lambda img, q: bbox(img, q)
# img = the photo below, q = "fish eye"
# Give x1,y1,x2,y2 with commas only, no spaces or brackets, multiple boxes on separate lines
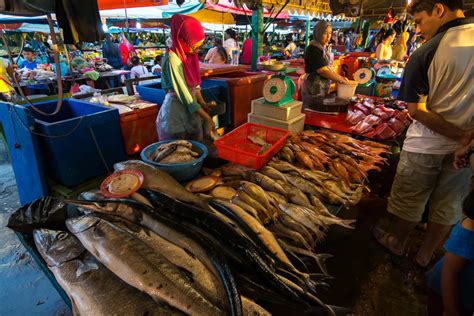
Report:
57,232,69,240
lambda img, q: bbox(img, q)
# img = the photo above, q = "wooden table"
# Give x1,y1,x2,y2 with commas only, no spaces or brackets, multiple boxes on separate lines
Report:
63,70,131,89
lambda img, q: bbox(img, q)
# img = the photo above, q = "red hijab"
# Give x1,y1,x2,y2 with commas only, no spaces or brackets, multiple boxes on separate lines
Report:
169,14,204,88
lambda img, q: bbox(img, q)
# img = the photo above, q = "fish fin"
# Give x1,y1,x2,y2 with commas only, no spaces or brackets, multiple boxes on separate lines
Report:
308,273,334,283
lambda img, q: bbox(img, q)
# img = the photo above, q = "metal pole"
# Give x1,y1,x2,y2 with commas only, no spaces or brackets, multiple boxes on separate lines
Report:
305,15,310,48
251,7,263,71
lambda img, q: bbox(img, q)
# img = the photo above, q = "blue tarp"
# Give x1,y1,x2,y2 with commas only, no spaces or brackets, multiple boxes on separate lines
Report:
0,14,48,24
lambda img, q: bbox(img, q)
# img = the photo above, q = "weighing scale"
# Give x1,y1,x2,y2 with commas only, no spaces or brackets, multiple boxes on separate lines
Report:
354,67,376,96
262,74,296,106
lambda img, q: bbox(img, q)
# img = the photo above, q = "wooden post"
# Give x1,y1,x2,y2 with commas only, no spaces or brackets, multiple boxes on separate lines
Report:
251,6,263,71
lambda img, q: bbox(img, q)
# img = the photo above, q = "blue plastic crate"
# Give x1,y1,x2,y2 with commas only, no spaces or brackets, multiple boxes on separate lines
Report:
26,99,125,187
136,79,231,128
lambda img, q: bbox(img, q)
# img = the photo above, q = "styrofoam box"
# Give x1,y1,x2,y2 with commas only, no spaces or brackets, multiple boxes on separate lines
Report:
251,98,303,121
248,113,306,133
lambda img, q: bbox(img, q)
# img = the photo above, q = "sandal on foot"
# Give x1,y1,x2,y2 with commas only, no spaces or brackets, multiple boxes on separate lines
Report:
372,227,405,257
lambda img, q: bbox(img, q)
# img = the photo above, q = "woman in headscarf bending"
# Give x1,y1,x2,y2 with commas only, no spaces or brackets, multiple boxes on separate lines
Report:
156,14,215,141
302,21,349,108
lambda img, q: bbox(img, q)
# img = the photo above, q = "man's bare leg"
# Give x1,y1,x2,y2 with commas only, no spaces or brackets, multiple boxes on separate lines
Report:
416,221,452,267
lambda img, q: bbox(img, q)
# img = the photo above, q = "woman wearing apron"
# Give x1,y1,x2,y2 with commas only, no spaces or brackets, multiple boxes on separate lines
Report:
156,14,215,141
302,21,349,108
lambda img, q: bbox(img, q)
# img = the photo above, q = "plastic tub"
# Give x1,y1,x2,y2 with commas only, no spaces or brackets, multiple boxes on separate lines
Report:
140,140,208,182
118,104,158,155
27,98,125,187
207,72,270,128
337,81,358,99
214,123,289,170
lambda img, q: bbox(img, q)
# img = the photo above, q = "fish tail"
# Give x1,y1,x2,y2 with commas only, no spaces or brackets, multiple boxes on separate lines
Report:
337,218,357,229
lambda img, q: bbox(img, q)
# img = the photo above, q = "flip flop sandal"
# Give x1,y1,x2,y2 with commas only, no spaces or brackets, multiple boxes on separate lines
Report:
372,227,405,258
413,253,434,269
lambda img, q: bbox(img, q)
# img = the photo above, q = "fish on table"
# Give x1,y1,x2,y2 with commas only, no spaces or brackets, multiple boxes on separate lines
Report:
66,215,222,316
34,228,182,316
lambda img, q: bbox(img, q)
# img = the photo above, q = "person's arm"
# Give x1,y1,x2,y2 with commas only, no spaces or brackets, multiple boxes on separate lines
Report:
204,49,212,62
399,52,474,145
168,54,215,133
441,253,466,316
407,103,473,145
317,66,349,84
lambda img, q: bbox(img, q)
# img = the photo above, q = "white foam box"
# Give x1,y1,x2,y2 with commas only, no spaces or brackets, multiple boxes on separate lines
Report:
248,113,306,133
251,98,303,121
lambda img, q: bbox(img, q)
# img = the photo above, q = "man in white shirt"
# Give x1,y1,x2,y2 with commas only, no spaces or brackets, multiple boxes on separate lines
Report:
374,0,474,268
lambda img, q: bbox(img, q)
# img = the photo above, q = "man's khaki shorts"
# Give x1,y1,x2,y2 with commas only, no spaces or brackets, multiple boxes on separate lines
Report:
388,150,472,225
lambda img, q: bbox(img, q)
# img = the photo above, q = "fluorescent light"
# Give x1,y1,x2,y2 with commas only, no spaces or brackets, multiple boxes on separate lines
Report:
136,21,142,29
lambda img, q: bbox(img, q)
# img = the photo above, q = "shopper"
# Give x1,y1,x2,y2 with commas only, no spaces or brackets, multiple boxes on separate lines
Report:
392,31,409,60
375,28,396,59
102,34,122,69
374,0,474,268
151,55,162,74
130,56,149,80
156,14,215,142
284,34,298,58
426,141,474,316
240,35,252,65
19,47,39,70
302,21,349,108
223,28,239,62
204,38,227,64
406,32,418,56
119,33,136,69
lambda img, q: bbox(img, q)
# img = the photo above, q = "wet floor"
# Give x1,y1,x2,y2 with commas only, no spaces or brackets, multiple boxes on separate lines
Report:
0,139,434,315
318,195,436,316
0,141,71,315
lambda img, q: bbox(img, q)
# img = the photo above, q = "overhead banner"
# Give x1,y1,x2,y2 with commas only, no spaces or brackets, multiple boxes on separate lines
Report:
98,0,169,10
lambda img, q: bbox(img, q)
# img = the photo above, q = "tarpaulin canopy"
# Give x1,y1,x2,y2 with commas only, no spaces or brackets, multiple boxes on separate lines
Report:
13,22,59,33
97,0,168,10
205,0,289,19
0,14,48,24
100,1,203,19
187,8,235,24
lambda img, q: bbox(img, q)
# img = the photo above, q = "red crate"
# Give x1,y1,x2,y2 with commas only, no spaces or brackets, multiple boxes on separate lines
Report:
215,123,289,169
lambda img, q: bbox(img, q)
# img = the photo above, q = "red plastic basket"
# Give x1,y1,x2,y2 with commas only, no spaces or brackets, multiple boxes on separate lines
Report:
215,123,289,169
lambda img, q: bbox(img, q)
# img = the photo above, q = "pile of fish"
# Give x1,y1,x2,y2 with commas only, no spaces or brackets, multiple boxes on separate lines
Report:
346,97,411,139
148,140,200,164
279,130,390,187
9,159,348,315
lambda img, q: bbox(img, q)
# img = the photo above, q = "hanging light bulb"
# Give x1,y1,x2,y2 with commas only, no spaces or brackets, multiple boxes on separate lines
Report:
102,24,108,32
136,21,142,29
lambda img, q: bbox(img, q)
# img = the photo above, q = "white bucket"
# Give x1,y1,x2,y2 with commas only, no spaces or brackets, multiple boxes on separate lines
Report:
337,81,358,99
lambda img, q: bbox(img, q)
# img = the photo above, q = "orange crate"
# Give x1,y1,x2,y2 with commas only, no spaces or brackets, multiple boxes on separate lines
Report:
119,105,158,155
215,123,289,169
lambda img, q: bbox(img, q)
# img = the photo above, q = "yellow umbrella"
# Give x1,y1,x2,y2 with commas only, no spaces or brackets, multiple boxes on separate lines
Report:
188,8,235,24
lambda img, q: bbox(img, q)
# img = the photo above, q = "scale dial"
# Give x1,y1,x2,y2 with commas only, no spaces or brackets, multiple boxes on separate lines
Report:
263,77,288,103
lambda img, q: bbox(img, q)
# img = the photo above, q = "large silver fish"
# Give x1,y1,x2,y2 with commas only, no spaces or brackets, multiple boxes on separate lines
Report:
102,216,227,310
34,228,181,316
66,216,222,315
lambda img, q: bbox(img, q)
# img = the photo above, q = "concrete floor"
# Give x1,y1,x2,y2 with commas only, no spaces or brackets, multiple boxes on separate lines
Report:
0,142,71,315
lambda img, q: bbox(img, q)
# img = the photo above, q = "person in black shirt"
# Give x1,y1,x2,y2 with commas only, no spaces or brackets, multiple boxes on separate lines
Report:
302,21,349,108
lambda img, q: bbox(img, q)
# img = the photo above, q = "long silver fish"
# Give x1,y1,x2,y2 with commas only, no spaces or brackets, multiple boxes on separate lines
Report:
102,215,227,309
66,216,222,315
34,229,182,316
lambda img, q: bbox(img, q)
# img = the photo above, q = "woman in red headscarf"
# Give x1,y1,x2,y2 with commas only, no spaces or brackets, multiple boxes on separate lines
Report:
156,14,215,141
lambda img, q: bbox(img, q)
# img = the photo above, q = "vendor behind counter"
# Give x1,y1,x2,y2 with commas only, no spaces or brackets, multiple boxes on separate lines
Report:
302,21,350,108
